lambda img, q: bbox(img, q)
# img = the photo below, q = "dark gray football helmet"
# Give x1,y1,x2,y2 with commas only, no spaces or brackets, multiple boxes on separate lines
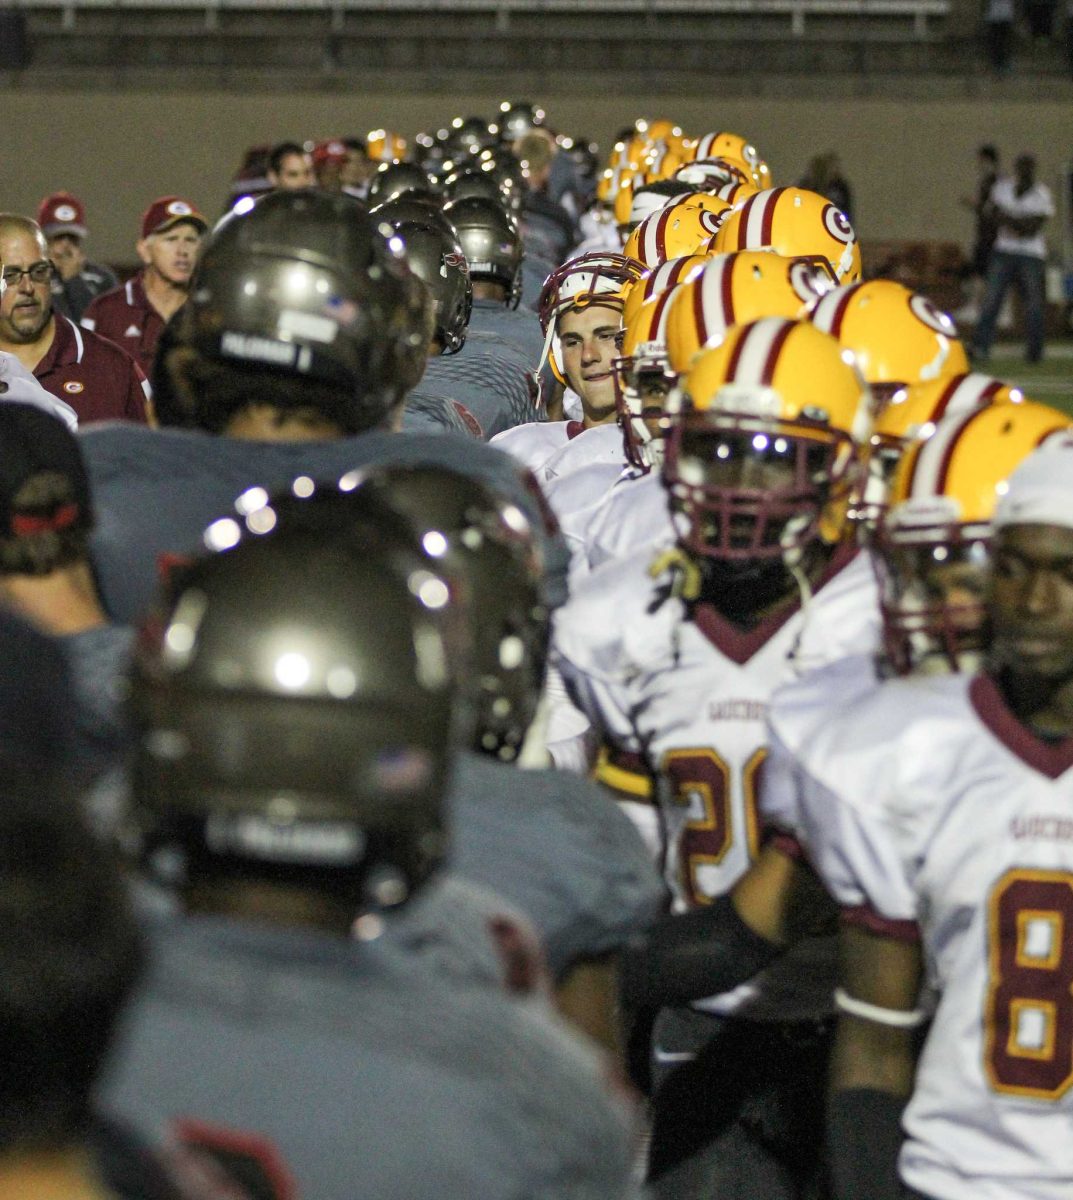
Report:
443,196,523,309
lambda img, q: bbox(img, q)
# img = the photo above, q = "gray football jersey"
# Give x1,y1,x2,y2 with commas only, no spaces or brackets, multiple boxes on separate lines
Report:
468,298,547,370
99,912,639,1200
449,751,665,977
422,340,539,440
79,423,571,623
401,388,477,437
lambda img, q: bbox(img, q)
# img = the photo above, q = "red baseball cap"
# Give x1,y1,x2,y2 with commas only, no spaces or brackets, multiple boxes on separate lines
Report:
141,196,209,240
37,192,88,239
311,139,349,166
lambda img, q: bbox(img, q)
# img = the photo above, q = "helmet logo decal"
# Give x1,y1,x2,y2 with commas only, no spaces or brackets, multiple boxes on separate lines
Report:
909,293,956,336
55,204,77,222
822,204,855,245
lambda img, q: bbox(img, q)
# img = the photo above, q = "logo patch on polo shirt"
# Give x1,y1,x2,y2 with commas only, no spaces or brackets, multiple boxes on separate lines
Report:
63,381,84,394
124,324,141,338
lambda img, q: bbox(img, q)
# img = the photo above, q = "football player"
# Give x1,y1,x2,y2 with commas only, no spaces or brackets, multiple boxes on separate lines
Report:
100,498,640,1200
787,437,1073,1200
490,251,643,472
553,316,877,1196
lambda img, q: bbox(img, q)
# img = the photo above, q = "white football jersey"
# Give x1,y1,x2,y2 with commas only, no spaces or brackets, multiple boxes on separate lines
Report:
553,543,880,1019
786,672,1073,1200
543,463,642,586
489,420,579,474
542,423,626,481
585,472,677,572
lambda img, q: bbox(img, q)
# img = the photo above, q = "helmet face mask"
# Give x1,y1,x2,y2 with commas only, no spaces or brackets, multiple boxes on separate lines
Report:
873,518,990,677
613,353,676,471
665,411,852,561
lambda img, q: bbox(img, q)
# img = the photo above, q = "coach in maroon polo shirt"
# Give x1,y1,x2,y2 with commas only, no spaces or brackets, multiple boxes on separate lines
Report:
81,197,207,377
0,215,150,426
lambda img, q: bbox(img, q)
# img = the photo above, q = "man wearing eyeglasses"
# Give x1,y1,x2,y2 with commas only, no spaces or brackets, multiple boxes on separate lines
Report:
0,215,150,426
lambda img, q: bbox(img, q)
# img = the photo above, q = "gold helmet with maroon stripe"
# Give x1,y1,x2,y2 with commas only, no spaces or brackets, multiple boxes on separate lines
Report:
808,280,969,411
710,179,760,208
537,251,644,384
613,287,682,470
689,132,770,184
874,401,1073,675
622,254,711,331
674,157,755,192
665,317,870,562
858,372,1026,527
713,186,860,283
366,129,408,163
664,251,837,374
622,199,731,268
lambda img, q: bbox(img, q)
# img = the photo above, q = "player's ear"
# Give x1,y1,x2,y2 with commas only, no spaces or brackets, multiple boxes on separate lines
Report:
136,237,153,267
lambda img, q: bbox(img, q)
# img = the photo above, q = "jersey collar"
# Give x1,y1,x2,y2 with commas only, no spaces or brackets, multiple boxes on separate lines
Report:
691,543,858,666
969,673,1073,780
33,314,84,376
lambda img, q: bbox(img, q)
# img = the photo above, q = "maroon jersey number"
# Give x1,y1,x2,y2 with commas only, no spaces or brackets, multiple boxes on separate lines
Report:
985,870,1073,1100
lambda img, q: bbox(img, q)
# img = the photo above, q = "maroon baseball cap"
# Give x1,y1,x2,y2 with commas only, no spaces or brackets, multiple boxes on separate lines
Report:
37,192,88,239
141,196,209,240
0,402,92,541
311,139,349,166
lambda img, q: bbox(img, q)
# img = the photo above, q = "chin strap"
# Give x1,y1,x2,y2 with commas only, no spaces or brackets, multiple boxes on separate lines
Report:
647,545,703,602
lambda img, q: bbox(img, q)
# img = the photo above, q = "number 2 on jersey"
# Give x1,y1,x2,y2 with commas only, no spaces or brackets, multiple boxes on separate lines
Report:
985,869,1073,1100
663,748,766,906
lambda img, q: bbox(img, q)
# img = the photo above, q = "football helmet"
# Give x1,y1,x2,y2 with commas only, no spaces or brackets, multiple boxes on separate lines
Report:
346,464,548,762
441,167,509,208
376,202,472,354
129,484,462,910
808,280,969,409
675,157,754,192
709,179,761,209
181,190,430,433
664,252,836,373
442,196,523,309
665,318,870,561
537,251,644,383
713,187,860,283
612,170,640,231
623,199,731,268
498,100,545,143
366,129,408,163
366,160,437,208
614,288,682,470
622,253,710,330
857,371,1025,526
874,400,1073,676
690,132,771,186
628,181,696,230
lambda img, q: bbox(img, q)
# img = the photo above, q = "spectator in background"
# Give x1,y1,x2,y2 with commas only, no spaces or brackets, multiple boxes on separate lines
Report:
311,139,349,191
0,215,150,425
970,152,1054,364
956,143,1002,320
340,137,376,199
984,0,1015,73
36,192,117,323
82,196,207,377
266,141,313,190
798,151,854,223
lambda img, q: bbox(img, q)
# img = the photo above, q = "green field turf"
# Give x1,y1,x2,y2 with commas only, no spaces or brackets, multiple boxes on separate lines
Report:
988,343,1073,417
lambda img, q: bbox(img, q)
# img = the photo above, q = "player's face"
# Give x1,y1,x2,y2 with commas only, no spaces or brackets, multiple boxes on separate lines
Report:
558,304,623,418
139,222,202,287
47,234,86,282
272,152,314,190
341,148,373,188
989,523,1073,680
0,228,54,344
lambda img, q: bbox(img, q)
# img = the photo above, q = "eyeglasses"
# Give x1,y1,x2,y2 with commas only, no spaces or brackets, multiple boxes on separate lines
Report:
1,262,54,288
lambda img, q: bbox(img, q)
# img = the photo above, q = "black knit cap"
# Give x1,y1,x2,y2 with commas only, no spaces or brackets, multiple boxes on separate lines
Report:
0,402,92,540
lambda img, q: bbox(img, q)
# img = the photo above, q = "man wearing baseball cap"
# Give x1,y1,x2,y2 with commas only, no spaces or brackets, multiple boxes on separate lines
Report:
82,195,207,376
0,214,150,425
36,191,117,323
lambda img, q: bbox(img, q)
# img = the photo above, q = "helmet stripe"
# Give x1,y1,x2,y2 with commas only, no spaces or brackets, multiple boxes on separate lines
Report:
931,373,965,420
651,285,677,338
1036,422,1070,448
820,283,860,338
759,187,786,246
738,193,764,249
702,255,731,344
728,317,792,385
908,406,989,498
720,255,738,329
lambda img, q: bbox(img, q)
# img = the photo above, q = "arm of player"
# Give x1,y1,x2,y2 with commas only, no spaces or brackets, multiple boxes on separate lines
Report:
617,839,833,1008
826,920,924,1200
